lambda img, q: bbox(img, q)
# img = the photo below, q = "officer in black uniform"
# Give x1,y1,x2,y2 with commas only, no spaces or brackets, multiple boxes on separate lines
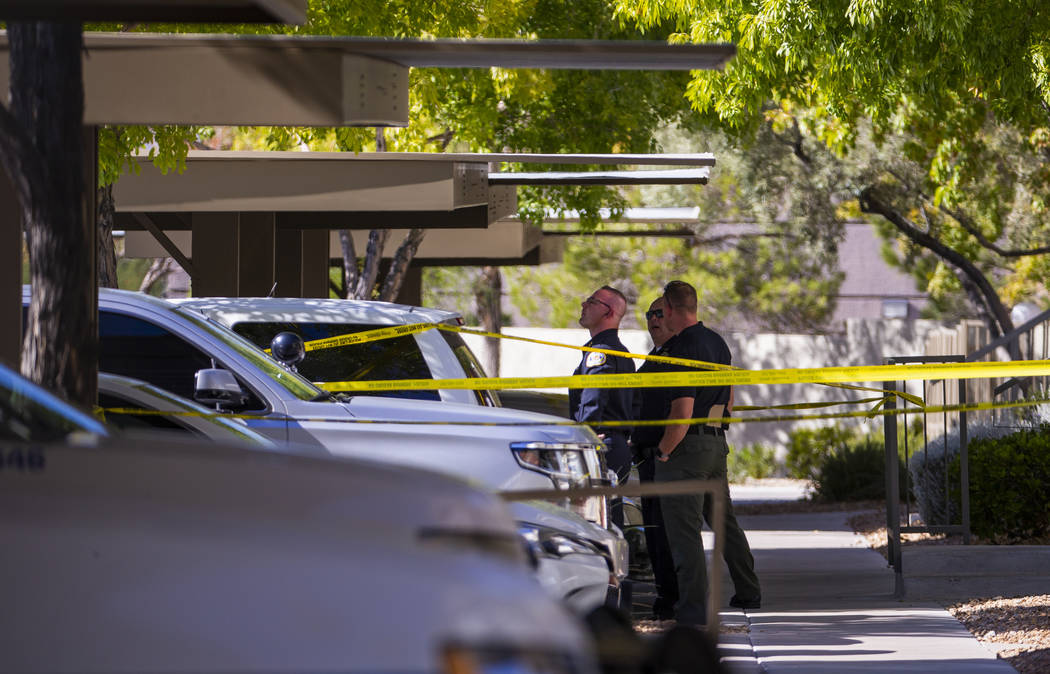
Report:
631,297,679,620
654,280,760,627
569,285,635,527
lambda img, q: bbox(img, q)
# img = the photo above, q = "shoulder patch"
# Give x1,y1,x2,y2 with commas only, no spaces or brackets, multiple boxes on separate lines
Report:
585,352,607,368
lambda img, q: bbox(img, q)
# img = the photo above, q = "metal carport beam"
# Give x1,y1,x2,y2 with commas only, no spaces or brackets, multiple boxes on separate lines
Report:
0,33,734,126
0,0,307,22
489,168,710,186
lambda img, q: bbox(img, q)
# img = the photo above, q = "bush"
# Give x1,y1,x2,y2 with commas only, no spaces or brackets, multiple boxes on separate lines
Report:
727,443,777,482
965,425,1050,543
812,435,908,502
785,425,853,479
908,421,1012,527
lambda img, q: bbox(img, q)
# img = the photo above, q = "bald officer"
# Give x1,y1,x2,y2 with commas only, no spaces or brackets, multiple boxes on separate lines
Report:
569,286,636,509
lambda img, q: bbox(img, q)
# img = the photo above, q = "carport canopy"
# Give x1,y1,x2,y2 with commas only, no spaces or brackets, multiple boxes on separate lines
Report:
1,30,733,367
115,151,715,300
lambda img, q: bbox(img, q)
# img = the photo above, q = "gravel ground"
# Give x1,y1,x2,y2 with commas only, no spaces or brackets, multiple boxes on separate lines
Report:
847,507,1050,673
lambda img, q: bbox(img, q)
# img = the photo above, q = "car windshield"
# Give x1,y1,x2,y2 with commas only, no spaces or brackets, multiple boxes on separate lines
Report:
438,327,501,407
231,321,441,401
0,364,108,441
173,307,324,402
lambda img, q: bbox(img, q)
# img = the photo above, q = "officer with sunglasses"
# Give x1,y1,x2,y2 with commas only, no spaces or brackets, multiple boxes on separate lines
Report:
569,285,635,527
631,296,679,620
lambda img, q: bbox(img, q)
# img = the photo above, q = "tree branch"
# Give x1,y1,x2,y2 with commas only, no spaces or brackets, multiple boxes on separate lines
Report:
884,165,1050,257
935,200,1050,258
353,229,388,299
858,186,1014,339
379,228,425,301
339,229,358,299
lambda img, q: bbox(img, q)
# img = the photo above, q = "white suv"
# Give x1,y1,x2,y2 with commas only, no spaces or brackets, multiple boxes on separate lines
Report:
46,289,627,612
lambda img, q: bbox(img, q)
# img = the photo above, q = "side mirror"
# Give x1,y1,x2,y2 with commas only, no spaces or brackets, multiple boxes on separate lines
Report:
269,331,306,369
194,368,249,408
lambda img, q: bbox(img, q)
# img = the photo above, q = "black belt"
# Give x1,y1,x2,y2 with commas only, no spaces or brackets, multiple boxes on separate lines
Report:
687,425,725,437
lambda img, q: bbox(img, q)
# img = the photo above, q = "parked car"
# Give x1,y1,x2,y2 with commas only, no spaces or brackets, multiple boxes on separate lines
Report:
98,371,278,447
0,360,107,442
175,295,629,592
0,361,601,674
30,288,627,612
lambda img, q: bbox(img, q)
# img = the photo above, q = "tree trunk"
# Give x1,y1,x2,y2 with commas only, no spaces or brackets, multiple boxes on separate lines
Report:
353,229,388,299
378,228,426,301
0,22,94,405
338,229,358,299
474,266,502,377
138,258,174,295
98,183,118,288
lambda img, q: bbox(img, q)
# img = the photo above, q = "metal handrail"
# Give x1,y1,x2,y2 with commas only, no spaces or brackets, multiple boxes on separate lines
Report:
883,355,970,599
966,307,1050,362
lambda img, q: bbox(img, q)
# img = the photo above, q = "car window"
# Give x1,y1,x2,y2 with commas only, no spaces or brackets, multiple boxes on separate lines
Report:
232,321,441,402
98,392,196,434
99,311,268,412
174,308,323,401
438,328,501,407
0,365,108,441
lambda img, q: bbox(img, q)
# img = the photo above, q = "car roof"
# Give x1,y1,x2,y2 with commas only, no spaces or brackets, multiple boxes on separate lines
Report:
172,297,462,327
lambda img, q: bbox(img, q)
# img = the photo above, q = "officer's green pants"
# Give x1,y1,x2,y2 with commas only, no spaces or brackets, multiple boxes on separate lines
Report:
655,433,760,625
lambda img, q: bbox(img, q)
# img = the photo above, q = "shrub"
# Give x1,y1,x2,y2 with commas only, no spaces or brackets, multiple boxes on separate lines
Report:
908,421,1012,527
812,435,907,502
785,425,853,480
727,443,778,482
964,425,1050,543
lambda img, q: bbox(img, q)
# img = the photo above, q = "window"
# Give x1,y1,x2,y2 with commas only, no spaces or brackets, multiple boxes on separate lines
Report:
232,322,440,401
98,392,194,434
438,328,501,407
882,300,910,319
99,311,265,412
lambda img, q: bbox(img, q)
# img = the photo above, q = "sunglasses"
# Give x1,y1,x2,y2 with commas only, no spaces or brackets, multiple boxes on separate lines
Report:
645,308,664,321
583,296,614,312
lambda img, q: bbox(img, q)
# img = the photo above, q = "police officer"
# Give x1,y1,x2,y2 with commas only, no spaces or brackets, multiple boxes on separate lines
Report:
632,297,679,620
569,285,635,527
655,280,760,626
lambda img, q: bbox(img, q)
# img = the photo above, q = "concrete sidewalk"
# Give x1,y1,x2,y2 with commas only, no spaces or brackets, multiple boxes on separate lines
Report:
705,509,1016,673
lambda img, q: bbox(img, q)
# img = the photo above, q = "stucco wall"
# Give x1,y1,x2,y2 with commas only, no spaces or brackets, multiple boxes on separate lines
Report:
462,319,947,457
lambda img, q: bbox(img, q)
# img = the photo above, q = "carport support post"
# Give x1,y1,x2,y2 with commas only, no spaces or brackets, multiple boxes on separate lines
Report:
884,376,904,598
191,212,279,297
192,213,239,296
275,228,328,298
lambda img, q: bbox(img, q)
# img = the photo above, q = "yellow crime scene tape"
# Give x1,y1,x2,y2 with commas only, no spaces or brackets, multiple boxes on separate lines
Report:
292,322,924,407
315,358,1050,392
94,394,1050,429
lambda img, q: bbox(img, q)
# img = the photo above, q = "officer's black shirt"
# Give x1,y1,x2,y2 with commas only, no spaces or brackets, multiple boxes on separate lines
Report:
633,322,732,445
666,321,732,431
632,344,672,448
568,328,635,435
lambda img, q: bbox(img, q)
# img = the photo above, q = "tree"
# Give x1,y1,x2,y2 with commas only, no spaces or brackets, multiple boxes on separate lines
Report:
615,0,1050,340
0,22,95,404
